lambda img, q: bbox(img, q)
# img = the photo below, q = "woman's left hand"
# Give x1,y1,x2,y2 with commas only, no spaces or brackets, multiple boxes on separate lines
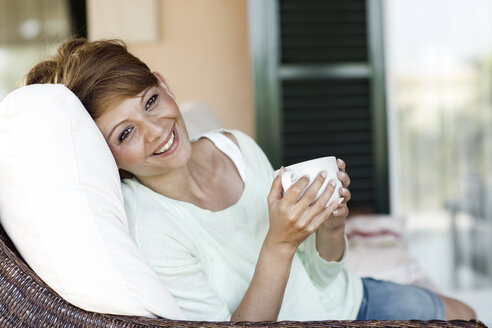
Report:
320,158,351,232
314,158,351,261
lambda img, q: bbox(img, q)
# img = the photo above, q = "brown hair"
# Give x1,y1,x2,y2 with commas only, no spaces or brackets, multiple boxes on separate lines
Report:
24,38,158,120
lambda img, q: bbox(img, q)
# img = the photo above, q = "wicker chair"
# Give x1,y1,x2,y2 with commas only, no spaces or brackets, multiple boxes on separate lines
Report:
0,224,486,328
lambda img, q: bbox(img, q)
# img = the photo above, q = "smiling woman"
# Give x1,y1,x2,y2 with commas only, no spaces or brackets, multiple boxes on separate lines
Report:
94,73,192,183
22,38,475,322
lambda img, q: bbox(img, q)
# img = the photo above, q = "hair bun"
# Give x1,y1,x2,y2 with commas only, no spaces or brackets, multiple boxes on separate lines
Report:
24,60,57,85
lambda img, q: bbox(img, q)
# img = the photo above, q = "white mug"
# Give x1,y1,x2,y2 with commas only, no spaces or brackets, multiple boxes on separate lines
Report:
274,156,342,206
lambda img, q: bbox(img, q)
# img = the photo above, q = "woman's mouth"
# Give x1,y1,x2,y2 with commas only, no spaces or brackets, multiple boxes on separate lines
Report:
153,132,175,155
152,125,179,157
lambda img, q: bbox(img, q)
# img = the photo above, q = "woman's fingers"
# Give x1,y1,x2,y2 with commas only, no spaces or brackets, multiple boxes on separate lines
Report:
295,171,327,208
337,158,351,188
333,205,348,217
337,170,350,188
339,186,351,203
304,177,340,229
309,196,344,231
282,174,312,204
337,158,346,171
331,186,351,217
278,171,330,236
308,177,337,211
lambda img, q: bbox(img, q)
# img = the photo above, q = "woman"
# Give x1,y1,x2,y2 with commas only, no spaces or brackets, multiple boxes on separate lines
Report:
25,39,475,322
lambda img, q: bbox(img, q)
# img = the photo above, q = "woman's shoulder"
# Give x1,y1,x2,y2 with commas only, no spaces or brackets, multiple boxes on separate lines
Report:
217,129,274,174
220,128,252,141
223,131,239,147
192,129,261,157
194,128,252,142
214,129,260,151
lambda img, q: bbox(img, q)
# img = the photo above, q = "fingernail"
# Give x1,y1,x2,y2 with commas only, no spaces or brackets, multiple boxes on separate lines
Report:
337,197,344,205
337,159,344,165
333,210,339,215
340,187,347,194
320,170,327,179
339,171,346,178
329,179,336,187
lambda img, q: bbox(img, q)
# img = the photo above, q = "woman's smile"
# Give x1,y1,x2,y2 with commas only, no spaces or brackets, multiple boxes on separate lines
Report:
152,124,179,157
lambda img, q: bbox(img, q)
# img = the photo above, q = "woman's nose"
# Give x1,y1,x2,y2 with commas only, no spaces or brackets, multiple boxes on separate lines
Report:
143,118,165,142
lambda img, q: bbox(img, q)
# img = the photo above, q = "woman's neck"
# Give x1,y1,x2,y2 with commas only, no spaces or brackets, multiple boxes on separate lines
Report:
136,138,226,207
136,136,244,211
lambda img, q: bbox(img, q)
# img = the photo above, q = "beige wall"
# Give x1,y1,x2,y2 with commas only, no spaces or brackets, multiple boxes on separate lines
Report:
87,0,255,137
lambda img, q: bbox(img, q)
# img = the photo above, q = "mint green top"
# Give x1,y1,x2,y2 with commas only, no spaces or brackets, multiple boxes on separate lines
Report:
122,129,363,321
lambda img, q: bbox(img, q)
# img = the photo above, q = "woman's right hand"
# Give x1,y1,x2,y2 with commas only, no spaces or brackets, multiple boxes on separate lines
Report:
232,168,341,322
265,167,341,254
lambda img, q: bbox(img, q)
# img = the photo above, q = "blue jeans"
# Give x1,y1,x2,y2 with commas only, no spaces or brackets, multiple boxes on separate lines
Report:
356,278,446,320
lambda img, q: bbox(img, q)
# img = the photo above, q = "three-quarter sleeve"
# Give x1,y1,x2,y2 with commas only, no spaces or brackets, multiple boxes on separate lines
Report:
297,233,349,289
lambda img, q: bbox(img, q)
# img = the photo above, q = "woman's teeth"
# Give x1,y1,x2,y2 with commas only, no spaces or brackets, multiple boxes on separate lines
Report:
154,132,175,155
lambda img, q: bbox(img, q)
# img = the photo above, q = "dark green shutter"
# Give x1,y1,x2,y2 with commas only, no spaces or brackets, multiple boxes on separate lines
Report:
277,0,387,213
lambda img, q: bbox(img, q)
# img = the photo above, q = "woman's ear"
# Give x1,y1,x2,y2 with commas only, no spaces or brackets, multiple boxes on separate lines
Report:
153,72,176,100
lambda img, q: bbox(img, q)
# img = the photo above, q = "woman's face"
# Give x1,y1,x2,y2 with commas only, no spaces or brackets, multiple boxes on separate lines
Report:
95,77,191,180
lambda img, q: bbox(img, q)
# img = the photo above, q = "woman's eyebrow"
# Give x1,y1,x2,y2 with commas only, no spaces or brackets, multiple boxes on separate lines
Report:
108,120,128,140
139,86,154,104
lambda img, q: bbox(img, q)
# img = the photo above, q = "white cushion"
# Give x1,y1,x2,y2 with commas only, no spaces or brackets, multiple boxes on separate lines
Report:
0,84,185,319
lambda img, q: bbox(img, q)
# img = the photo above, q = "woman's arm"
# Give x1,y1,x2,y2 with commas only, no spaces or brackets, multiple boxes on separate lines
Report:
231,168,340,321
315,158,352,262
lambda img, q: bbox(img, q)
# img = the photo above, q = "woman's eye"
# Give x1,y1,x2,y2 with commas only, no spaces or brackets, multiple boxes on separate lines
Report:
118,126,134,143
145,94,158,110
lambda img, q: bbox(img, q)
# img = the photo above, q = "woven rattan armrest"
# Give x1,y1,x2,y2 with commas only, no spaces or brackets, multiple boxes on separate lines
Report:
0,225,486,328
